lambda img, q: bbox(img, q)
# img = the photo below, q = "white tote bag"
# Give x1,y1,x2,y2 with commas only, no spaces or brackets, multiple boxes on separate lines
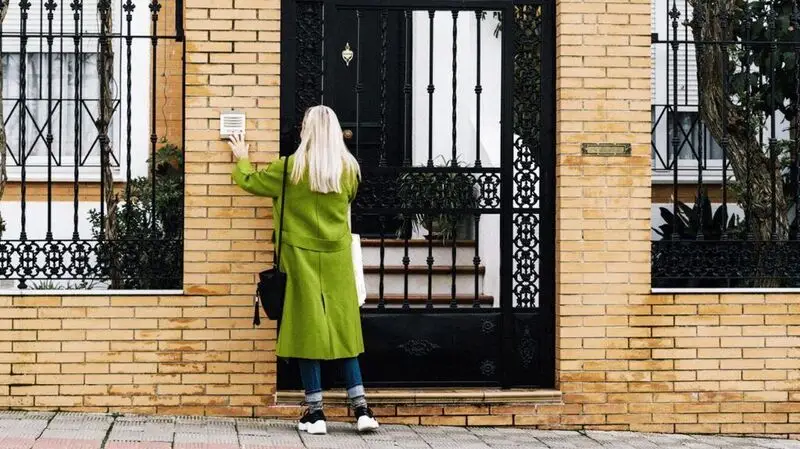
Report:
348,207,367,307
351,233,367,307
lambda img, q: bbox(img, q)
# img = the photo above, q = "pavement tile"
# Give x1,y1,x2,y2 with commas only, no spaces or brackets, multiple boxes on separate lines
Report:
1,411,800,449
0,412,55,420
1,428,48,439
753,440,800,449
31,438,103,449
174,433,239,444
39,429,108,440
0,437,37,449
105,443,173,449
2,418,49,430
173,444,240,449
240,444,305,448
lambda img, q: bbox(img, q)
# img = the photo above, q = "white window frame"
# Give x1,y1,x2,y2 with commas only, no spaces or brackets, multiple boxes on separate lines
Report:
1,0,151,182
651,106,727,184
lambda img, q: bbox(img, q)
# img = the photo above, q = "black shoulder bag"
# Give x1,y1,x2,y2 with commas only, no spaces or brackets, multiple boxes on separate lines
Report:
253,157,289,325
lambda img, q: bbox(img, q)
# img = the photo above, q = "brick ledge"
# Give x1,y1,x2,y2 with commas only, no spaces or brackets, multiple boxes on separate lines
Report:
0,289,184,296
275,389,562,406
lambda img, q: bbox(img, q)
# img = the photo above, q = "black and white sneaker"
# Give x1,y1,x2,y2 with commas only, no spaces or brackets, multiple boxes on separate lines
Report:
354,406,379,432
298,409,327,435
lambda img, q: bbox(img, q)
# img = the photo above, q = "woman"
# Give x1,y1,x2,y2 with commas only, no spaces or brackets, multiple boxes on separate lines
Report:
229,105,378,435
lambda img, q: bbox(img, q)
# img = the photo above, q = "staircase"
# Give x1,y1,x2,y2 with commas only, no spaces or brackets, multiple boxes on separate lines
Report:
360,239,494,307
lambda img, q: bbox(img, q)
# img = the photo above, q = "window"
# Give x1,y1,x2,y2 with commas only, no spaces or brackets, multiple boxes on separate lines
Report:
651,109,725,174
0,0,151,181
650,0,724,179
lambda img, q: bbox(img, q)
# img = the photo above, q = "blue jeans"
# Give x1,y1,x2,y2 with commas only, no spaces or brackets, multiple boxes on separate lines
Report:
297,357,365,403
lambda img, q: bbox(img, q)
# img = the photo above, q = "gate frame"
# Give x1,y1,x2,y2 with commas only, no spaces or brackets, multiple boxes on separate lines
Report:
278,0,556,389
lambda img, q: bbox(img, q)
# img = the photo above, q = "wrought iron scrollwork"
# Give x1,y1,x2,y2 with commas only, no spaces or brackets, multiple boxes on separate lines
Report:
397,339,440,357
518,325,536,368
513,213,540,308
294,1,324,147
652,240,800,288
480,360,496,377
512,5,543,210
509,5,544,310
475,172,501,209
0,239,182,289
352,168,502,212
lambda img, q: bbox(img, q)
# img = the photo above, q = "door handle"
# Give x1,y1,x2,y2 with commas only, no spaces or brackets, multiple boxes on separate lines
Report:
343,129,354,140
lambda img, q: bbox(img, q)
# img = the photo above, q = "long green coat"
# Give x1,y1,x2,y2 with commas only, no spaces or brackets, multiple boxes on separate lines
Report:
232,155,364,360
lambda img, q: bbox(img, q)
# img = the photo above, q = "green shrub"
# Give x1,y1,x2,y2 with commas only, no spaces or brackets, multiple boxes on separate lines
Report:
88,139,184,289
396,156,478,243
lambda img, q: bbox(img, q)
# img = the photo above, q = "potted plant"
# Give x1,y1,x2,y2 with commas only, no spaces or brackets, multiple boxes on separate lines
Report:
397,157,478,243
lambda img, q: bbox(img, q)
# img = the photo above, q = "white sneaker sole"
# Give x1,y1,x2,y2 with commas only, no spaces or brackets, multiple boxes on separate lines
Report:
357,416,379,433
298,420,327,435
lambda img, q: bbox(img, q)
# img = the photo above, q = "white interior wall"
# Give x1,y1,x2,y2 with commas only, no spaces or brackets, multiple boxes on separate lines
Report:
411,11,502,168
411,11,503,305
1,201,97,240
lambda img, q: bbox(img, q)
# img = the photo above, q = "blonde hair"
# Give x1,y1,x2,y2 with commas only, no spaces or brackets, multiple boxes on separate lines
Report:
291,105,361,193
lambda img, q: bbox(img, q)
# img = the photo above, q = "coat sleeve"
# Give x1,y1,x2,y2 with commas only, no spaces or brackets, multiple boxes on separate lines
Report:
232,157,285,198
347,170,359,204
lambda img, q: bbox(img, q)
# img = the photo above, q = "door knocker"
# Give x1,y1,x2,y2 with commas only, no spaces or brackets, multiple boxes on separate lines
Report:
341,43,354,67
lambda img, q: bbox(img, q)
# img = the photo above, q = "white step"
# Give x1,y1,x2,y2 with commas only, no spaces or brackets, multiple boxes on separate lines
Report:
358,239,494,307
363,294,494,307
360,239,478,267
364,266,484,296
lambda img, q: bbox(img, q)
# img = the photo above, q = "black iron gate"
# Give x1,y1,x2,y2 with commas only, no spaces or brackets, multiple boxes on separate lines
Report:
279,0,554,388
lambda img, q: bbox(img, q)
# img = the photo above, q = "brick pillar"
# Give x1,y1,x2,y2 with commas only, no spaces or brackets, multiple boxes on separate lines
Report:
182,0,282,408
554,0,654,430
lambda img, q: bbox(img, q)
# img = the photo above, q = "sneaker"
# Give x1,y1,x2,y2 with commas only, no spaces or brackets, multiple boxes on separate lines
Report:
298,409,327,435
354,406,379,432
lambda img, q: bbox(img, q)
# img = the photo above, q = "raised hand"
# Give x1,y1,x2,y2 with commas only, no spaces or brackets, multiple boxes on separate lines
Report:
227,133,249,161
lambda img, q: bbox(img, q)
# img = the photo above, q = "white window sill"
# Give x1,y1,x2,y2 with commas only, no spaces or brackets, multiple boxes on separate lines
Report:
652,170,727,184
652,288,800,294
5,167,124,183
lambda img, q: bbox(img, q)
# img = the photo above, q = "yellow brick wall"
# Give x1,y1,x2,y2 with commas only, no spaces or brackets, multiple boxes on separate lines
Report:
0,0,281,416
550,0,800,437
0,295,273,414
0,0,798,437
556,293,800,435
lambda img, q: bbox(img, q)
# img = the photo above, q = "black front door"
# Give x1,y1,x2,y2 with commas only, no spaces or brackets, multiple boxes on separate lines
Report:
280,4,410,237
325,8,408,237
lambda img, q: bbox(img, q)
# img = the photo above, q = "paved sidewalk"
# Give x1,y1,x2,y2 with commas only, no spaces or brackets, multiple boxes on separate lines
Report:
0,411,799,449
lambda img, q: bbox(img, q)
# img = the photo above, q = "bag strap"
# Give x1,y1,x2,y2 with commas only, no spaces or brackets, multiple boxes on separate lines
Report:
275,156,290,270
